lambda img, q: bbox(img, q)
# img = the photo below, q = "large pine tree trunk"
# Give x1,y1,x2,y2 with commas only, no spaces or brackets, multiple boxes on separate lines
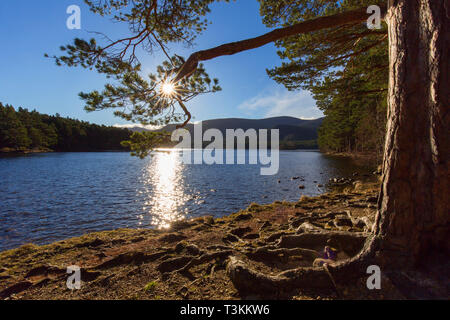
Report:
374,0,449,268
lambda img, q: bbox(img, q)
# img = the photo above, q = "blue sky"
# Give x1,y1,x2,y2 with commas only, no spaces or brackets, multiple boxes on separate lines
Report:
0,0,323,127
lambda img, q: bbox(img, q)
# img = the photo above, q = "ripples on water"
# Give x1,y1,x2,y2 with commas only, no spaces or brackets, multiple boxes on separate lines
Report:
0,150,369,250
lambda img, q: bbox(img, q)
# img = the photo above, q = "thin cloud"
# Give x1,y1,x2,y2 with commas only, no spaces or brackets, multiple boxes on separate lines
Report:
238,87,323,120
113,123,163,130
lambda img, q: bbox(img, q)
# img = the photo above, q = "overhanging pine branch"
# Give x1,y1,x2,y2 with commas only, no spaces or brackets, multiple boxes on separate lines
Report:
174,4,387,83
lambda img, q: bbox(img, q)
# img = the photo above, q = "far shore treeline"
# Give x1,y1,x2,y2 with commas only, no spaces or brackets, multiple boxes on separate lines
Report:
0,103,131,152
1,101,385,157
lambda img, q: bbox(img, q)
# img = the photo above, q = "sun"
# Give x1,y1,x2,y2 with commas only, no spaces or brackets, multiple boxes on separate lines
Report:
161,81,176,97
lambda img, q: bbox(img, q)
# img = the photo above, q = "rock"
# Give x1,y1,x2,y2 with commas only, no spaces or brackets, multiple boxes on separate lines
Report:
233,212,253,221
203,215,215,225
157,256,192,273
223,234,240,243
170,220,193,231
158,233,187,243
292,176,300,180
230,226,252,238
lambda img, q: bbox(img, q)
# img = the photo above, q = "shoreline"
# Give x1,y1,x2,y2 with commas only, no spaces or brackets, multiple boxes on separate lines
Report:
1,178,416,300
323,151,382,167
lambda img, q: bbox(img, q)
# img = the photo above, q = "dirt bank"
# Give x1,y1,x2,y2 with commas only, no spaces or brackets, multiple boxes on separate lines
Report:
0,180,416,300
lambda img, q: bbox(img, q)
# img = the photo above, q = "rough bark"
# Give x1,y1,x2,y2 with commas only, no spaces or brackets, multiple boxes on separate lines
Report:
374,0,450,268
226,0,449,296
166,0,449,296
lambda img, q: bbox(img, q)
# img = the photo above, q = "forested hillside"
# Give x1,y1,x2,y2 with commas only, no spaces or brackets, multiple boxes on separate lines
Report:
133,116,323,150
0,103,131,152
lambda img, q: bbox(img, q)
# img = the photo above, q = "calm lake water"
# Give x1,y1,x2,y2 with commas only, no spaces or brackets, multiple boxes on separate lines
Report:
0,150,371,251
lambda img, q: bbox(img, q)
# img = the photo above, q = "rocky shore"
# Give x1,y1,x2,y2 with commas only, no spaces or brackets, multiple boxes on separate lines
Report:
0,179,409,300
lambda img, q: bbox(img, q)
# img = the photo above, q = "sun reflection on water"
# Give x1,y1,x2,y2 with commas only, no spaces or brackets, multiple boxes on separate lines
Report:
142,150,189,229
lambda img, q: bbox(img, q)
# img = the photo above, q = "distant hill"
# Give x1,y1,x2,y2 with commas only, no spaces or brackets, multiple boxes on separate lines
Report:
127,116,323,149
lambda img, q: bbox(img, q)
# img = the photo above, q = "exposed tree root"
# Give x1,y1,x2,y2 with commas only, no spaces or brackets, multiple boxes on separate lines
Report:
277,231,368,256
227,235,378,296
296,222,327,233
93,251,168,270
0,281,33,299
172,250,233,274
245,247,318,262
